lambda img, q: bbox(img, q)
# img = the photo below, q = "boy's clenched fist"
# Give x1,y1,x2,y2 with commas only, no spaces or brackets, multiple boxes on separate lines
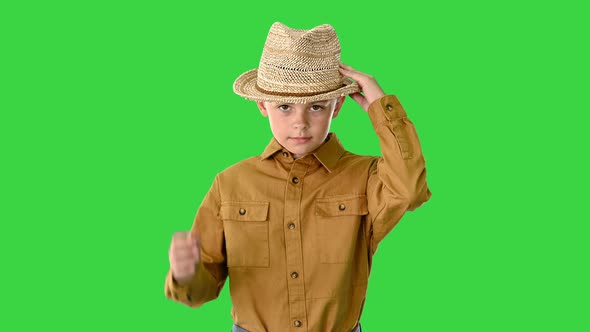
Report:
169,231,201,285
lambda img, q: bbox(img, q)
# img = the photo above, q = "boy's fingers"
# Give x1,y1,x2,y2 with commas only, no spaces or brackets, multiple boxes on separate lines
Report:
172,231,200,252
339,62,362,76
172,249,194,261
172,231,190,242
171,232,188,248
339,67,365,83
338,62,351,71
339,62,353,70
338,65,354,75
172,231,199,241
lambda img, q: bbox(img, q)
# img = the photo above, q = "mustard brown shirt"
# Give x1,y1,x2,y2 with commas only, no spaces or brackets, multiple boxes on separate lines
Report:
165,95,432,332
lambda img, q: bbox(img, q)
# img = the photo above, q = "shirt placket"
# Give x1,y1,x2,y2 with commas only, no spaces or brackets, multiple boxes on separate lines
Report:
284,159,310,331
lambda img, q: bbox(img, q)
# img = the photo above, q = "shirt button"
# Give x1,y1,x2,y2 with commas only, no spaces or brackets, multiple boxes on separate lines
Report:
288,223,296,230
292,177,299,184
386,104,393,110
339,203,346,211
291,271,299,279
282,152,289,157
239,208,246,215
294,320,302,327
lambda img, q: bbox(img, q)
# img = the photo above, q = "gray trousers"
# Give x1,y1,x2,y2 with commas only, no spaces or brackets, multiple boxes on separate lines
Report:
232,323,362,332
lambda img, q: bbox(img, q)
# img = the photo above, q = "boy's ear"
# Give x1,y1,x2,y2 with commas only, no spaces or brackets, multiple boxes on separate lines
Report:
331,96,346,119
256,101,269,117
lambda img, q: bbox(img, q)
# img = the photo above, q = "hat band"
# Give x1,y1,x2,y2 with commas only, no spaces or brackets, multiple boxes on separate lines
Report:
255,83,346,98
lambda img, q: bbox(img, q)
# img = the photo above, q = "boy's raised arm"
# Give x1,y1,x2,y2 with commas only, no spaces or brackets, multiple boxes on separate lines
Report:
339,63,432,253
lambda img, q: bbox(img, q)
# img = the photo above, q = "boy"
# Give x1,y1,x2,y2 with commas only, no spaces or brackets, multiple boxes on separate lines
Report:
165,22,432,332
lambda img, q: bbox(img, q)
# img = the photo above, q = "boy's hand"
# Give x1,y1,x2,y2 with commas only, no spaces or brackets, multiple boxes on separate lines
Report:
169,231,201,285
338,62,386,112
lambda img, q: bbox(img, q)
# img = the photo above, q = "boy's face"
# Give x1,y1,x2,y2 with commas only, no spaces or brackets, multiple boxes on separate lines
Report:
257,96,346,159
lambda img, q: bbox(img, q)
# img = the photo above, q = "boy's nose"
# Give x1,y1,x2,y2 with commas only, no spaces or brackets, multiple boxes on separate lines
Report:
292,111,310,129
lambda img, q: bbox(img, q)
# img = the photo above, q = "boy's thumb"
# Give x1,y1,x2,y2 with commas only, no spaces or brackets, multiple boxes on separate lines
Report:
189,231,202,247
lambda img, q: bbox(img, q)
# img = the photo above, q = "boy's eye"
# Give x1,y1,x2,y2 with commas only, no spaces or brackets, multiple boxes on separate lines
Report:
310,105,324,111
278,105,290,111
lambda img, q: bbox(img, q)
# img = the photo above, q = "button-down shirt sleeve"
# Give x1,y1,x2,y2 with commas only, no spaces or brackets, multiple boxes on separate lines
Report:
164,175,228,308
366,95,432,254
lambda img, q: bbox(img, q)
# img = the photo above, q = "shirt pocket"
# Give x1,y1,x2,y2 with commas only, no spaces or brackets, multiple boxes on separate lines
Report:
315,194,368,264
220,201,270,268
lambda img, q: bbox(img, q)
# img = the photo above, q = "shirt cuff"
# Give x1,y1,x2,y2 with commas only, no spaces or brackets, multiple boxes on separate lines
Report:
367,95,408,126
367,94,413,160
165,270,194,303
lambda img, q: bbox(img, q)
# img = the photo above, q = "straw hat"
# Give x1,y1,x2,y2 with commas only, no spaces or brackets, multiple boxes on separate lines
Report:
233,22,360,104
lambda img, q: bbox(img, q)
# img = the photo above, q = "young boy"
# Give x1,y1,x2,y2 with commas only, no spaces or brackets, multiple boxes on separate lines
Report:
165,22,432,332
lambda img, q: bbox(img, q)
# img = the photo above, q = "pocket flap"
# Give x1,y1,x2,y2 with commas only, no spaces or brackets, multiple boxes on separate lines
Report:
220,201,269,221
315,195,368,217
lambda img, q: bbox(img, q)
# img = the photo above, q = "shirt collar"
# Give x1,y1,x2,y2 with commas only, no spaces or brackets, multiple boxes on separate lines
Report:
260,137,284,160
260,133,345,173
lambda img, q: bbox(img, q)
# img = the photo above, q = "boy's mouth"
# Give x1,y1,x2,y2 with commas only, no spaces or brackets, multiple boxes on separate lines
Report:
289,136,312,143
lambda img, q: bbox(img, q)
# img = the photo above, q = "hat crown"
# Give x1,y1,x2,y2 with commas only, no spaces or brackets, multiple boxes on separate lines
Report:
256,22,344,95
264,22,340,55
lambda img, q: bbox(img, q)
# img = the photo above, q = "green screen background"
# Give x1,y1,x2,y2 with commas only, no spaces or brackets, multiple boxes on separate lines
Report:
2,0,588,331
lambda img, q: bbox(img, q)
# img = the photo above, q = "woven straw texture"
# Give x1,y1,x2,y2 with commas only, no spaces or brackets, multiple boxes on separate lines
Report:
233,22,360,103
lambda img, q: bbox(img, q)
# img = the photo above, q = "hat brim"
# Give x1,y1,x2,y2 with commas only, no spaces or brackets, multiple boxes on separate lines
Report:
233,69,361,104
